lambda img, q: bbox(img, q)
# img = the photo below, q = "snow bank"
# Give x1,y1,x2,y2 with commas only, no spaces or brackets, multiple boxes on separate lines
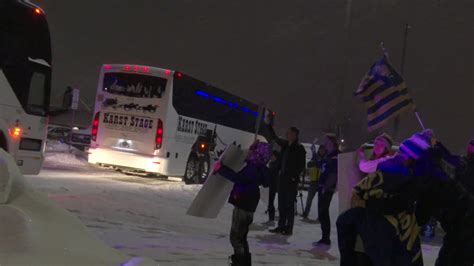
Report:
0,149,156,265
45,140,72,153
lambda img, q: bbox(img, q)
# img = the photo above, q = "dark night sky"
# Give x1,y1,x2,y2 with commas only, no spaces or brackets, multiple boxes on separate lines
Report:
37,0,473,152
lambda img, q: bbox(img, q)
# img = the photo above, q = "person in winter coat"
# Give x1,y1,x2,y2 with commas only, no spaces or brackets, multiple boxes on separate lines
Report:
457,139,474,194
314,134,339,246
337,132,433,266
302,144,327,219
215,141,272,266
433,139,474,266
266,150,280,224
341,133,395,265
336,130,474,266
267,125,306,236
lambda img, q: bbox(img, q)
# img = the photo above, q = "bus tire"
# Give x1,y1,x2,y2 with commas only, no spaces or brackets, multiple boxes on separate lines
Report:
197,155,210,184
0,132,7,152
184,154,199,185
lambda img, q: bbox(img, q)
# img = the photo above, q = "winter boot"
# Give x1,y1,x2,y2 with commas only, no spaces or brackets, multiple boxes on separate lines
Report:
269,227,284,234
228,255,237,265
229,254,247,266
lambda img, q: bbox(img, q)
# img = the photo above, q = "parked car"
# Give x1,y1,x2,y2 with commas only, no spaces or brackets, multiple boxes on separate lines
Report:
47,126,70,142
70,127,91,148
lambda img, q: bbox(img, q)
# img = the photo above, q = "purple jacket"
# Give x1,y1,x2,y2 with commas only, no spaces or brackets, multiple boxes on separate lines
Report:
218,162,270,212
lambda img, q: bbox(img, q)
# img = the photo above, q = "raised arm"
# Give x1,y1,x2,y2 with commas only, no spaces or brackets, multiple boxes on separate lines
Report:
266,124,288,148
359,157,392,174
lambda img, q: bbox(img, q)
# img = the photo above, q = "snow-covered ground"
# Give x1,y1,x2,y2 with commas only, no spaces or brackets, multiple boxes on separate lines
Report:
25,143,441,265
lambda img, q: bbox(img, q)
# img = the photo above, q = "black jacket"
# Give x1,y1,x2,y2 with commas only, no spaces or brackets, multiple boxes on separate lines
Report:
267,125,306,186
268,159,280,189
458,156,474,194
218,162,270,212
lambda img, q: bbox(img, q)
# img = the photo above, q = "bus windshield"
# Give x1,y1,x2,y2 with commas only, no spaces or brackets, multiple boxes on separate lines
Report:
103,73,167,99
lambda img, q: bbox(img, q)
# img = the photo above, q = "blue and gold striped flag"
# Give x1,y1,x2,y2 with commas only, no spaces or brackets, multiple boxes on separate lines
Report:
355,57,416,132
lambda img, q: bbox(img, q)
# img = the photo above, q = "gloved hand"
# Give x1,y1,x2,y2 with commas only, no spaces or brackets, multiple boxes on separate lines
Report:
212,160,222,175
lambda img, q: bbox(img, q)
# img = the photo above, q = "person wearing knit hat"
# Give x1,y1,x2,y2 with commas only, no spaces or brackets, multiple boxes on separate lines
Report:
374,133,393,152
358,133,395,174
215,141,272,265
338,132,430,266
399,132,432,160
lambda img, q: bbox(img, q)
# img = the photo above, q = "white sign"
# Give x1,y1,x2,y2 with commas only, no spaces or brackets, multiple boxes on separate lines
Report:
71,88,80,110
187,145,248,219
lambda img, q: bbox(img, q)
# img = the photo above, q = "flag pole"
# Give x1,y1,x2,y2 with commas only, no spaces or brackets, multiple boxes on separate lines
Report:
414,111,426,130
400,24,411,75
380,40,426,132
393,24,411,136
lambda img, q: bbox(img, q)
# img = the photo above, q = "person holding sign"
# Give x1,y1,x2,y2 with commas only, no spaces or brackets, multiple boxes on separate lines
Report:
214,141,272,266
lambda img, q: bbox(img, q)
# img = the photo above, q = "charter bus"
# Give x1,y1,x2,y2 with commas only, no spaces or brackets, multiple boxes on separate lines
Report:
0,0,52,175
88,64,274,184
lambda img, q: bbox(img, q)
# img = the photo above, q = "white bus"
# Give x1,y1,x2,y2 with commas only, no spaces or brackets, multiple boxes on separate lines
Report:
0,1,52,175
88,64,274,184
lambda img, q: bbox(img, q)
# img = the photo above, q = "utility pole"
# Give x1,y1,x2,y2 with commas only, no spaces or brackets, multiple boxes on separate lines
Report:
336,0,354,143
393,24,411,138
69,87,80,152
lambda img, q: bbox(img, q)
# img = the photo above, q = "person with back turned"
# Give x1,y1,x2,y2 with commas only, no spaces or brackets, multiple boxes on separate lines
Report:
314,134,339,246
267,123,306,236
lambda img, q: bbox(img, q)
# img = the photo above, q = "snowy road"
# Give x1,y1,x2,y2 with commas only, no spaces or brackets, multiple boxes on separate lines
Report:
25,151,441,265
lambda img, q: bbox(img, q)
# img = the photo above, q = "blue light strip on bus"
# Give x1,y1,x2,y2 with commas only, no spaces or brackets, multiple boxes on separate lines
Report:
228,102,238,108
213,97,227,104
241,107,251,113
196,90,210,98
195,90,258,117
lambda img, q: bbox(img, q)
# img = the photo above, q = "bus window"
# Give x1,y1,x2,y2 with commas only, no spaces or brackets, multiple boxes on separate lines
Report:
2,62,50,116
27,70,47,114
103,73,167,99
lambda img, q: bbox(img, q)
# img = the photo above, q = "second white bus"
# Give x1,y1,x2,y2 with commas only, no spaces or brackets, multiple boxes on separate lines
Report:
88,64,274,184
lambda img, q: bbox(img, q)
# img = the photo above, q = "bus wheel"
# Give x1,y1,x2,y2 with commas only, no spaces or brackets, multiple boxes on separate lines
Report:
184,154,198,184
197,156,210,184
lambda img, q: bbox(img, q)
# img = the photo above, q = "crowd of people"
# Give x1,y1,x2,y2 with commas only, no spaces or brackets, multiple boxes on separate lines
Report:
215,119,474,266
